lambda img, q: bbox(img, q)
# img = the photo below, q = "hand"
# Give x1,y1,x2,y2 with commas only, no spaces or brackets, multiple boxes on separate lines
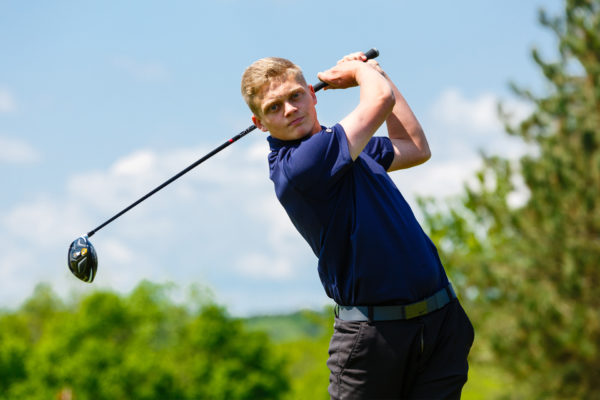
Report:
317,51,386,90
339,51,387,78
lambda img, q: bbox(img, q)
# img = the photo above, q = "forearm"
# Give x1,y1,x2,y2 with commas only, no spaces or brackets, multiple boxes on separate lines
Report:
383,75,431,171
351,64,396,136
336,63,395,159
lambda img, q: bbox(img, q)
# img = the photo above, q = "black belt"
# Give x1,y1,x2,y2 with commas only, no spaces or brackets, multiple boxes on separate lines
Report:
336,284,457,321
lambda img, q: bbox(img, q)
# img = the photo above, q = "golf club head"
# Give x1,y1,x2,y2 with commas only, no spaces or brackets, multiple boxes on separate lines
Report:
68,235,98,283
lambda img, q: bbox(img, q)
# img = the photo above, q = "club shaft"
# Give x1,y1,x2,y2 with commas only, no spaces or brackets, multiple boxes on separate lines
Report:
87,124,257,237
87,48,379,237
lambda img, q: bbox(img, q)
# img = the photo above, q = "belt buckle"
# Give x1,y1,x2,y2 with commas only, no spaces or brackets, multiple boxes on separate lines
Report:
405,300,428,319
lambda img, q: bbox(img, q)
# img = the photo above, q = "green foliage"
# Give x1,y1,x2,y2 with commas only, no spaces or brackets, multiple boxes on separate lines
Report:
419,1,600,398
0,281,288,399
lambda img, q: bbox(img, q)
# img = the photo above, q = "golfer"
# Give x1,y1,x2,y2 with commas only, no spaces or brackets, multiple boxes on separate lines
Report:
241,51,474,399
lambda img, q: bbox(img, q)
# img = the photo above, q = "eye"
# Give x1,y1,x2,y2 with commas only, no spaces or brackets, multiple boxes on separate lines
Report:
264,102,279,114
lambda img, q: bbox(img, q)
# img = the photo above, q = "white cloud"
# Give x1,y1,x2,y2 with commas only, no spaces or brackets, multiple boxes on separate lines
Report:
392,156,482,203
101,238,135,264
2,197,87,248
0,136,40,164
430,87,532,134
0,241,36,282
111,150,157,176
234,253,294,280
418,88,536,195
431,88,500,132
0,243,39,308
67,149,168,213
383,87,539,222
0,89,16,113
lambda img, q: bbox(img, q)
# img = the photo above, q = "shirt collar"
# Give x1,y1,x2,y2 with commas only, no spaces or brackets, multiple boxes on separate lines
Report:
266,126,326,151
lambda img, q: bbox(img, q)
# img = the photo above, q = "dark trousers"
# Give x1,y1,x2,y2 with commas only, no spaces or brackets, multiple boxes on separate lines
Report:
327,299,474,400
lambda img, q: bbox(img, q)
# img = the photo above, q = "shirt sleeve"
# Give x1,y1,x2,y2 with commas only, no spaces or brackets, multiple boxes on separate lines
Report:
282,124,353,194
362,136,395,171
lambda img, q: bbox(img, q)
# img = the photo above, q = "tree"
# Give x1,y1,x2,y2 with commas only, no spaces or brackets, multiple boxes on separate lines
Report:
0,281,289,399
419,1,600,398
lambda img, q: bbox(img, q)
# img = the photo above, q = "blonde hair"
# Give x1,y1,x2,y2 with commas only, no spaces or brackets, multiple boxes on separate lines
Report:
241,57,307,116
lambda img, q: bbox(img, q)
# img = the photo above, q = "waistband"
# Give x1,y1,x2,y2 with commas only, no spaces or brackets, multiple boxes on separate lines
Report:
336,284,457,321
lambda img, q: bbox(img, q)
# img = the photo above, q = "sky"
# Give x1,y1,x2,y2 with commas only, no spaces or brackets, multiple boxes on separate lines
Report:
1,0,563,316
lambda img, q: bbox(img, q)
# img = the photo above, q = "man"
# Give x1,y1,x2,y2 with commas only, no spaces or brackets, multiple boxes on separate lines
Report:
241,51,474,399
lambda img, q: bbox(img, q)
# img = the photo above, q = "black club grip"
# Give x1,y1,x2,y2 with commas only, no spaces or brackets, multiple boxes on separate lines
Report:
363,48,380,60
313,48,380,92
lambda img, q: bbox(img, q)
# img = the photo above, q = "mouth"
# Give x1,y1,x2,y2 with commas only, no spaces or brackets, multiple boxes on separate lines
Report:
288,116,304,127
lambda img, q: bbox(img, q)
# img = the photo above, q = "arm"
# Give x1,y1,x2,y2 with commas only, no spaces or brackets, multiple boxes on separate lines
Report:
381,72,431,171
317,53,395,160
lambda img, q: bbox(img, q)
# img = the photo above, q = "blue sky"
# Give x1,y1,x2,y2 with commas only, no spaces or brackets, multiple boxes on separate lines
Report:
1,0,562,315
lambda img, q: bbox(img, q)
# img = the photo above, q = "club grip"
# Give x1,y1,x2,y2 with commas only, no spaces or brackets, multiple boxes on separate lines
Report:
363,48,379,60
313,48,380,92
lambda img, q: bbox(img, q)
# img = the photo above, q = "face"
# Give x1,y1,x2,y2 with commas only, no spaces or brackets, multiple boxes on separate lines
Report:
252,74,321,141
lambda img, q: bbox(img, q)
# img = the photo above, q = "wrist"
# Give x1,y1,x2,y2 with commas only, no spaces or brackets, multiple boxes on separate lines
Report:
355,62,389,87
353,62,375,83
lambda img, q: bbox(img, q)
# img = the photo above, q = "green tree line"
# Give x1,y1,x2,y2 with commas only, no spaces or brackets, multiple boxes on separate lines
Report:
0,282,288,399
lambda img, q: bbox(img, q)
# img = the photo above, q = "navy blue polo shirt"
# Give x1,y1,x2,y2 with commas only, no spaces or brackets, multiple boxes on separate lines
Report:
267,123,448,306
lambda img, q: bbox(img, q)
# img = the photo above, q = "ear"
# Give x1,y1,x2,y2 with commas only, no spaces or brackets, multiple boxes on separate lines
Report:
252,115,268,132
308,84,318,105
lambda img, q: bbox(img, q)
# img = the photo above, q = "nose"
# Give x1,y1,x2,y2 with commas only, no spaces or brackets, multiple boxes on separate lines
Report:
283,101,297,116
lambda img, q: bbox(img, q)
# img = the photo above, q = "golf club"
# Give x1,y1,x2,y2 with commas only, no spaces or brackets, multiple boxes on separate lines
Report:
68,48,380,282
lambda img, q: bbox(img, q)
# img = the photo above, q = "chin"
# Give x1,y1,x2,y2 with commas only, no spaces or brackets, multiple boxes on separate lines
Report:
280,127,306,140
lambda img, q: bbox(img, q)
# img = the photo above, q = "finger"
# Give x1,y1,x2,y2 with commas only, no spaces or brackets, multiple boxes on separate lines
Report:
337,52,366,64
317,70,337,85
317,71,343,89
